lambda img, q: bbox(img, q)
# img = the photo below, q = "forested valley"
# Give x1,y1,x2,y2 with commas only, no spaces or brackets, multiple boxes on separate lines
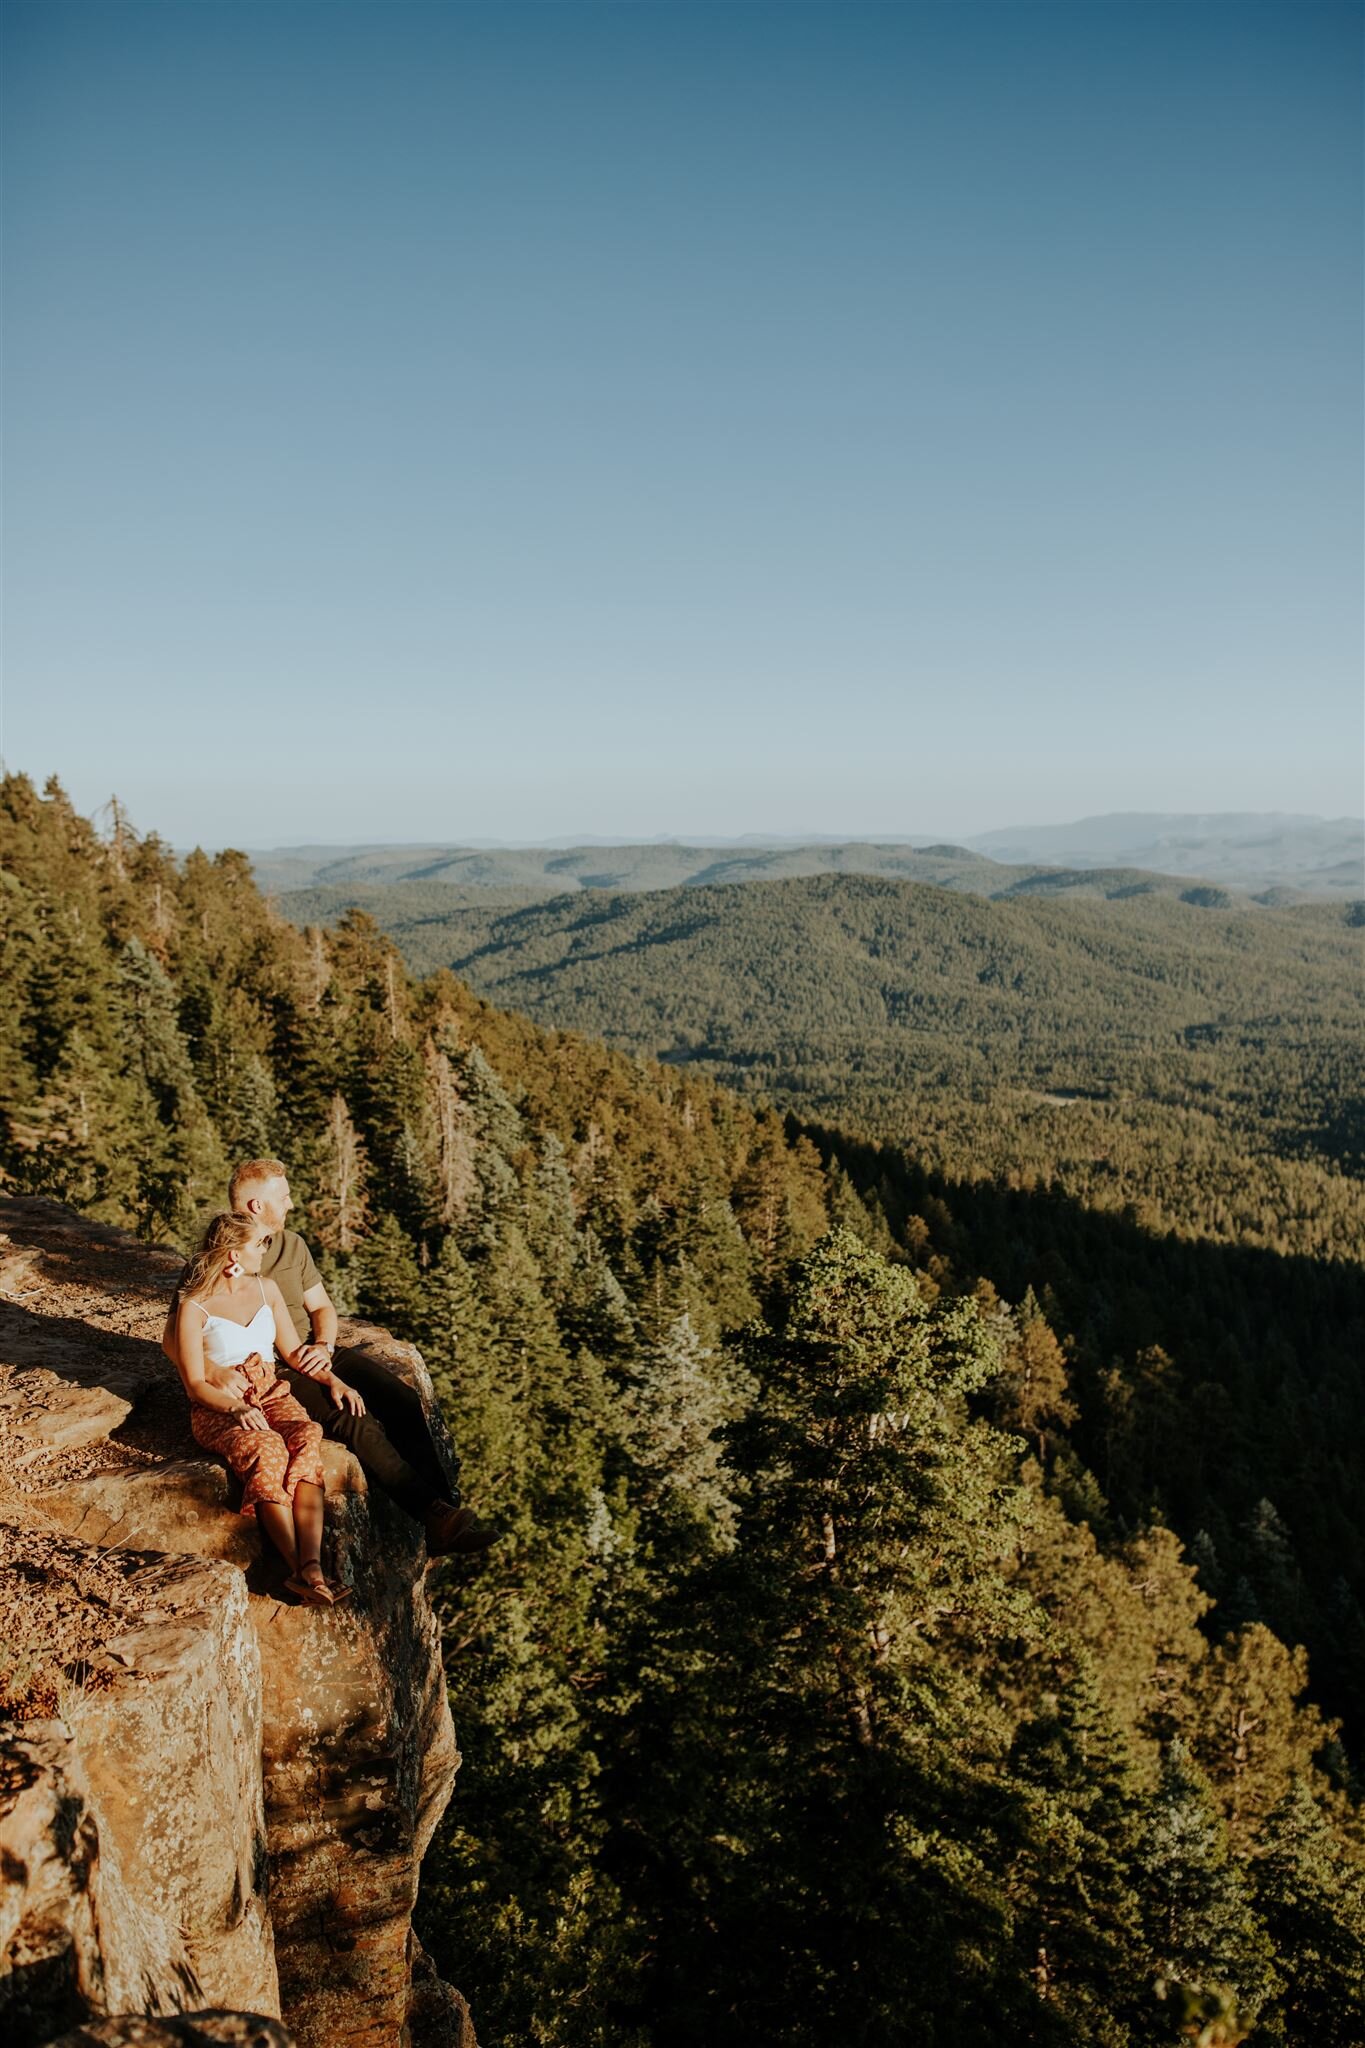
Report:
281,873,1365,1266
4,772,1364,2047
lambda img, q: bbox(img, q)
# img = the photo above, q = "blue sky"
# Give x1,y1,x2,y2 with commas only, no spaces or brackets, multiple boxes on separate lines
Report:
2,2,1360,847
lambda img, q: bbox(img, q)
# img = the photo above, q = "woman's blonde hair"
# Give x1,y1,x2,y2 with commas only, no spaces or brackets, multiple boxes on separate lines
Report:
182,1212,263,1303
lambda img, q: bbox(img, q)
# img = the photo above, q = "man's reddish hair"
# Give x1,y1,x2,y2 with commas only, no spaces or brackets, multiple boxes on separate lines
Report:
228,1157,289,1211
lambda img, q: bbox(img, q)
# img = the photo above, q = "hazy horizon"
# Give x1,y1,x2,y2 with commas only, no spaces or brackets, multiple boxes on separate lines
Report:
10,780,1365,857
195,807,1361,859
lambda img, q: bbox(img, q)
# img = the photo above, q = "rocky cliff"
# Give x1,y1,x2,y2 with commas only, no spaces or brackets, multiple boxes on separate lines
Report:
0,1196,474,2048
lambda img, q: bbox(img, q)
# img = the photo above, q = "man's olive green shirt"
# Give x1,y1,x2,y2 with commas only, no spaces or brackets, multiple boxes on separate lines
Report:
258,1229,324,1345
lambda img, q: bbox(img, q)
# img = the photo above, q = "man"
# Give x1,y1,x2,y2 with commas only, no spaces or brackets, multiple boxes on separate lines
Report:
163,1157,494,1557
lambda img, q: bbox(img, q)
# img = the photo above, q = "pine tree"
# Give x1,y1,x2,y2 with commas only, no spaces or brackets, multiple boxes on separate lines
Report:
623,1231,1043,2048
522,1133,580,1305
1238,1500,1310,1652
218,1049,280,1160
1122,1525,1212,1745
310,1092,372,1252
996,1289,1079,1463
420,1234,522,1512
560,1233,638,1365
1132,1738,1278,2027
1190,1624,1333,1853
618,1313,746,1557
628,1173,760,1343
1251,1778,1365,2043
115,935,225,1234
424,1035,480,1230
9,1027,148,1224
428,1042,526,1245
1191,1528,1225,1601
572,1120,636,1268
1004,1662,1146,2043
357,1034,441,1240
355,1210,425,1335
731,1110,827,1287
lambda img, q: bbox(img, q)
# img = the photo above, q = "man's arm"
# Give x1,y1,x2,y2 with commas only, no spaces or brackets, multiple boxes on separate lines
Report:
303,1282,339,1353
162,1295,249,1401
287,1278,365,1414
174,1303,268,1430
289,1280,341,1375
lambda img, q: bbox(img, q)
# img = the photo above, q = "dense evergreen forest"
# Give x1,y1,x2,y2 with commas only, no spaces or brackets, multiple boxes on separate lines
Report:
4,772,1364,2047
282,873,1365,1264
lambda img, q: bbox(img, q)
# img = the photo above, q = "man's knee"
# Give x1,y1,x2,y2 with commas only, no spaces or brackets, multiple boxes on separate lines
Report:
334,1348,424,1417
325,1404,369,1451
277,1368,334,1424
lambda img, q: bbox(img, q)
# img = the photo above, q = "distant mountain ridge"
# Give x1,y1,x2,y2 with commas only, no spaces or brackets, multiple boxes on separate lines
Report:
965,811,1363,894
247,812,1362,899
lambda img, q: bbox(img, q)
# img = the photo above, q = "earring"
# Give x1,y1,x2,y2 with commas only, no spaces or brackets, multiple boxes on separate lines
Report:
226,1260,243,1279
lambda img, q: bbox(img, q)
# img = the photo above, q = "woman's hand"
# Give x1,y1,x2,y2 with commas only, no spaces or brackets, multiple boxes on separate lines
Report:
203,1361,250,1403
232,1355,271,1429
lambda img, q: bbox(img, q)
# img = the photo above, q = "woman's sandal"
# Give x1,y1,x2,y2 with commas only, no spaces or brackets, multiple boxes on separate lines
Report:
283,1569,336,1607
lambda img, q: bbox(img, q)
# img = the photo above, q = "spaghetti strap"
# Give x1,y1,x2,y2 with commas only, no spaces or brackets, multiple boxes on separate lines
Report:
258,1277,269,1310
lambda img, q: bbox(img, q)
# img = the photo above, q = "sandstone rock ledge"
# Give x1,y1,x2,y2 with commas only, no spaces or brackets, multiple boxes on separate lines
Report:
0,1197,475,2048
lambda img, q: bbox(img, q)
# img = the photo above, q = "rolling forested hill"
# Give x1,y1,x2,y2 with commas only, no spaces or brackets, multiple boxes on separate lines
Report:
6,772,1365,2046
255,837,1049,896
252,811,1364,901
280,873,1365,1264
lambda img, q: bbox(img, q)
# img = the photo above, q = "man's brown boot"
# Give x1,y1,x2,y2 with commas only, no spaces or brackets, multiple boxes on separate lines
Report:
424,1501,497,1558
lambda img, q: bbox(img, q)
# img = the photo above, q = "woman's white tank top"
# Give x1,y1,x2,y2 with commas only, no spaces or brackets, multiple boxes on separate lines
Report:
195,1281,276,1369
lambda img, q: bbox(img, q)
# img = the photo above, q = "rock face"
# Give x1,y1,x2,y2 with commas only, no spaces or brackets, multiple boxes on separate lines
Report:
0,1197,473,2048
47,2019,296,2048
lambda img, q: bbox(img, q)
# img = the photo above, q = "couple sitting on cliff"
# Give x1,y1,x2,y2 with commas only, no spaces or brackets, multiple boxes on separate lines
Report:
164,1157,494,1608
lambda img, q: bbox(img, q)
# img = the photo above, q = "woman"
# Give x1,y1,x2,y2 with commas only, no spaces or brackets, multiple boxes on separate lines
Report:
175,1211,347,1607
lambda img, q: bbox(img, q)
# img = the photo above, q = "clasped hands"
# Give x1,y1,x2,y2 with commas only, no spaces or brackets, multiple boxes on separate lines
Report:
206,1350,366,1420
293,1343,367,1415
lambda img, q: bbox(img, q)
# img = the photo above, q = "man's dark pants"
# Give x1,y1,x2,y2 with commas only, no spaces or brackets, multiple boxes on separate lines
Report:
279,1349,453,1522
